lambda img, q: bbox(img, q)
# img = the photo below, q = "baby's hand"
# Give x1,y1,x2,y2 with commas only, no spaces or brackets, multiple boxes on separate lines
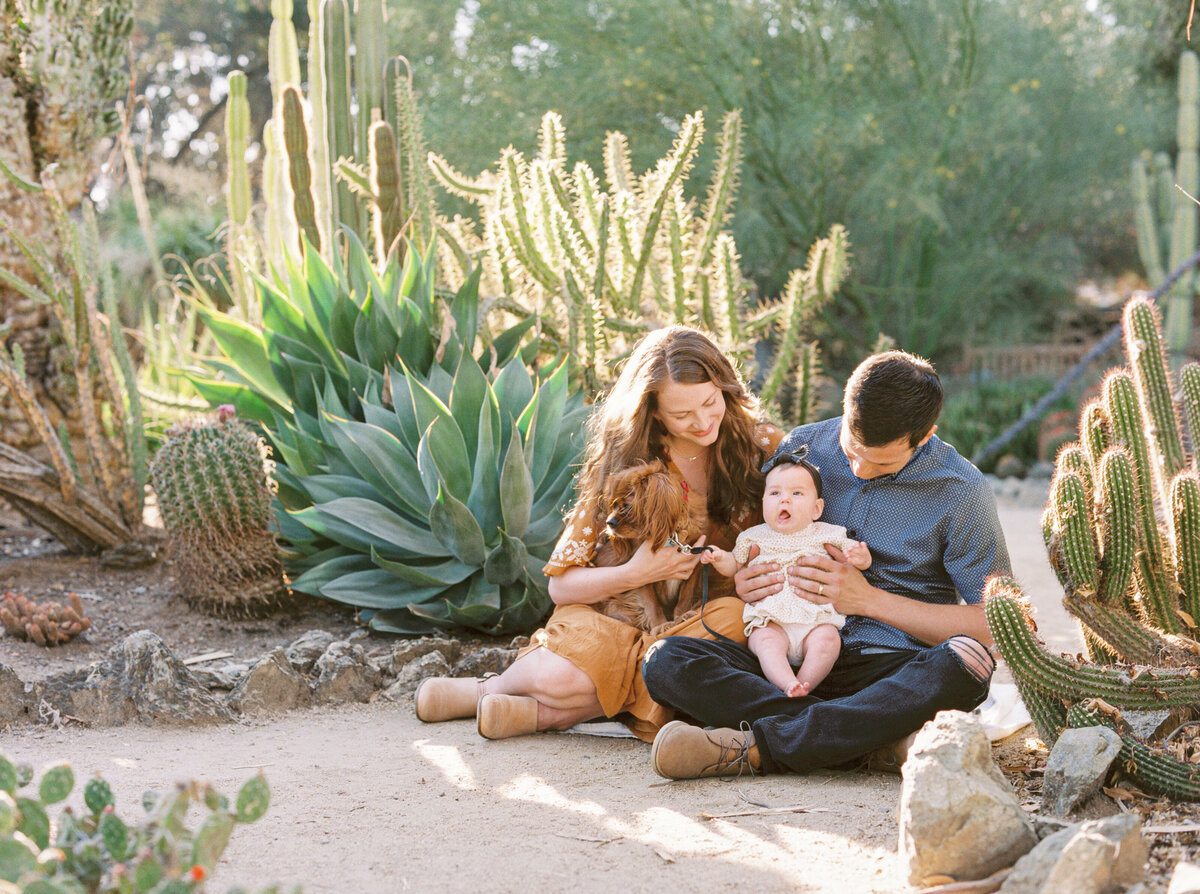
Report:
843,540,872,570
701,546,740,578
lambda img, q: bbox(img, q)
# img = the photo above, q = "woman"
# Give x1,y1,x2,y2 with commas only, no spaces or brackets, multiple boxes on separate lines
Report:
414,326,784,740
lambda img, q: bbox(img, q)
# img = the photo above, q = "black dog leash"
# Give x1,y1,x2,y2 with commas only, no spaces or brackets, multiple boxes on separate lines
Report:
668,534,738,644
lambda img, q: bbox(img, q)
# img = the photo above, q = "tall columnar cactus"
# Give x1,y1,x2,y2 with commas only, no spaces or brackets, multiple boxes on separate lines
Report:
1133,49,1199,368
431,110,849,410
987,294,1200,799
253,0,433,268
149,407,289,618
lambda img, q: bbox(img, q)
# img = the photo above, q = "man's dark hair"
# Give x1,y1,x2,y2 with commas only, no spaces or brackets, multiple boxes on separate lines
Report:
843,350,942,448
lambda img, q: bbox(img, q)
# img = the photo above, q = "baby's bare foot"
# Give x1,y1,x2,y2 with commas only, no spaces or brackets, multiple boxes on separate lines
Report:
787,680,811,698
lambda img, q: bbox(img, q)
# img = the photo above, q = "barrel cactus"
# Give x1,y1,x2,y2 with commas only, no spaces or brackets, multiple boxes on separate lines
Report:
987,294,1200,798
149,406,289,618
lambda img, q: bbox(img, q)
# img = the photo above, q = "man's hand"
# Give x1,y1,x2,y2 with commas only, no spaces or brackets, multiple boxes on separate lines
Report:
733,544,783,604
791,543,875,614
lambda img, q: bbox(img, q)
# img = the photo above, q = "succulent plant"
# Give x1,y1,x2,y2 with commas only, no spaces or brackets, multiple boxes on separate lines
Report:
194,239,583,635
149,407,289,618
987,294,1200,799
0,751,275,892
0,591,90,646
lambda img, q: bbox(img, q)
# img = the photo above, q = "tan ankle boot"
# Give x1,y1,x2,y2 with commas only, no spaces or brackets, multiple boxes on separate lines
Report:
477,694,539,739
414,677,482,722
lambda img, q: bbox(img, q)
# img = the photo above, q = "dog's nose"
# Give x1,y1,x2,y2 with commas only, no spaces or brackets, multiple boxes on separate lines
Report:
605,514,619,529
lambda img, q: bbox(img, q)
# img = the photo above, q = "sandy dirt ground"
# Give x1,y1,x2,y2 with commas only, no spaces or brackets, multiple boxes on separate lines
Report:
3,505,1087,893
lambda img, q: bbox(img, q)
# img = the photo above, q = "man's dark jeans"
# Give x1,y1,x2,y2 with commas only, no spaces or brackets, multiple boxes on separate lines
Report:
642,635,991,774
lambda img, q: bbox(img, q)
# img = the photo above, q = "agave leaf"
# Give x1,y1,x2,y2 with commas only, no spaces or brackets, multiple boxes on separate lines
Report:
484,530,529,586
353,289,398,370
493,360,535,429
388,367,421,451
195,311,291,408
301,242,340,334
369,546,478,587
484,317,537,374
321,568,449,608
364,606,443,634
300,473,387,504
324,418,432,517
304,497,446,557
526,360,570,487
429,481,487,566
361,399,404,439
288,553,378,596
328,282,362,356
425,363,455,404
467,394,503,536
499,422,533,538
449,350,489,464
187,376,275,426
394,295,435,372
450,266,483,355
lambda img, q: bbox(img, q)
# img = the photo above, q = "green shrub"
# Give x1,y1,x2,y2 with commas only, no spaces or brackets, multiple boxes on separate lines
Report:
937,377,1079,472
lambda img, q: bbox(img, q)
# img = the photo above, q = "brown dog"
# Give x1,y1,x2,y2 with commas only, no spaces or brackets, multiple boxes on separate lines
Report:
592,459,704,635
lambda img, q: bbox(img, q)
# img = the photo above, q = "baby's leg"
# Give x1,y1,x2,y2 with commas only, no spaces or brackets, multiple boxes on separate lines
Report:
790,624,842,697
748,623,802,695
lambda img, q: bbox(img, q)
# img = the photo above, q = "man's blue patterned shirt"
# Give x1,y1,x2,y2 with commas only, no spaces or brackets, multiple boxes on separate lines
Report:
776,416,1012,651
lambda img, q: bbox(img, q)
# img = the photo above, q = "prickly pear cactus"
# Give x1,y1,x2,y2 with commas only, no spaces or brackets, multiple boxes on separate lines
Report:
987,294,1200,799
149,406,290,618
0,754,272,890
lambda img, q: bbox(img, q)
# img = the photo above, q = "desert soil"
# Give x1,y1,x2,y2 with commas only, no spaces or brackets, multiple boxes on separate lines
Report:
2,501,1198,893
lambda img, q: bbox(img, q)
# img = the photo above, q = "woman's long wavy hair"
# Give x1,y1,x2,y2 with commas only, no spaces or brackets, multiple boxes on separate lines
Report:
573,326,769,528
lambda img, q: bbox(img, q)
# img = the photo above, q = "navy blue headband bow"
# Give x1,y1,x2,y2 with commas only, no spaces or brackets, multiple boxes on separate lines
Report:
760,444,823,498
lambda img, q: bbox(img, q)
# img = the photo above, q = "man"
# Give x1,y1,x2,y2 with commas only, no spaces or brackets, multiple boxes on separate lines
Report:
642,350,1010,778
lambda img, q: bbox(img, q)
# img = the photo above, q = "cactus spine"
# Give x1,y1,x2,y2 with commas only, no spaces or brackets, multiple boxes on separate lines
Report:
149,408,289,618
988,293,1200,799
1133,49,1199,368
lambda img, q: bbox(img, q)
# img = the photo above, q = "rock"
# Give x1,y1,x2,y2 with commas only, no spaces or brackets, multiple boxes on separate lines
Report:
998,814,1146,894
382,651,452,700
284,630,337,674
1042,727,1122,817
229,649,312,715
371,637,461,679
899,710,1038,886
1169,861,1200,894
189,663,247,691
0,663,27,723
313,641,381,704
450,647,516,679
45,630,231,726
1027,461,1056,480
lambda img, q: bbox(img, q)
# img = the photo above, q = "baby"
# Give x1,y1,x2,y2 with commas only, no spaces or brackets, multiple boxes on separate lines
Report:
702,447,871,697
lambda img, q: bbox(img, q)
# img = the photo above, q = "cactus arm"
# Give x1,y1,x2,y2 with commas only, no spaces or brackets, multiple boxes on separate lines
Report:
985,580,1200,710
1079,398,1111,473
368,120,403,260
1181,363,1200,452
625,113,703,309
1173,473,1200,625
1104,370,1180,632
695,109,743,271
667,189,687,321
305,0,332,252
1166,49,1200,362
1050,469,1100,596
1097,448,1138,609
790,342,821,428
1125,297,1186,480
604,130,636,194
354,0,385,159
1068,701,1200,800
1134,155,1167,285
322,0,359,236
281,85,321,254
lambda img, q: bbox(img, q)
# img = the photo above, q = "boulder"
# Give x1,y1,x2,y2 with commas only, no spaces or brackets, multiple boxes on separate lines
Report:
899,710,1038,886
450,647,516,679
998,814,1146,894
45,630,231,726
1042,726,1122,817
229,648,312,715
284,630,337,674
0,663,27,724
382,651,452,701
313,641,381,704
1169,861,1200,894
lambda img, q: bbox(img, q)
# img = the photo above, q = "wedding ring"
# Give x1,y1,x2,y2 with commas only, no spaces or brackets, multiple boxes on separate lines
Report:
818,584,825,596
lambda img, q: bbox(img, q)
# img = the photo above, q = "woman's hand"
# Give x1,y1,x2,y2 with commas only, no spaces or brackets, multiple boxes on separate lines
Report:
790,544,874,614
626,535,707,586
733,544,783,604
